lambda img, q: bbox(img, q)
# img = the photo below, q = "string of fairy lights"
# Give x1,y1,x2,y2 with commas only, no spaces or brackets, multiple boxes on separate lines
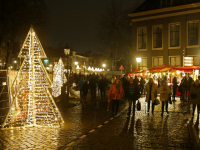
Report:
2,26,64,129
52,58,67,98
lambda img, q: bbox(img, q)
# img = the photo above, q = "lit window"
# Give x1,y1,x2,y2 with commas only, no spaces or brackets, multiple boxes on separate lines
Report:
170,56,180,66
153,57,163,67
188,21,199,46
138,58,147,69
170,23,180,47
193,56,199,66
138,27,147,49
153,25,163,48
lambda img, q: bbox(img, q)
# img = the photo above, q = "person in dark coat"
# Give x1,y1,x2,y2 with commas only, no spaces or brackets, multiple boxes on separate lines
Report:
78,77,85,100
172,76,178,101
98,76,107,100
189,79,200,117
125,77,140,116
121,75,128,97
158,76,161,88
188,76,194,96
89,74,97,101
181,76,188,101
140,76,145,95
82,80,90,103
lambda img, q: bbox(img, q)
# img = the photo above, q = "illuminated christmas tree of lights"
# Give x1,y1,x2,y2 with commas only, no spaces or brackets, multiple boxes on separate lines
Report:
52,58,67,97
2,26,64,128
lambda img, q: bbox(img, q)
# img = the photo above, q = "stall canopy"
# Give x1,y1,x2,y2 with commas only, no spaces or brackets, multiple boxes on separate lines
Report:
173,66,200,72
130,69,144,73
128,69,146,76
148,64,175,72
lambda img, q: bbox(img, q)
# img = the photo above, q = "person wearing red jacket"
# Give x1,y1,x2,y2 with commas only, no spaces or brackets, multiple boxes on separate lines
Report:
108,79,123,115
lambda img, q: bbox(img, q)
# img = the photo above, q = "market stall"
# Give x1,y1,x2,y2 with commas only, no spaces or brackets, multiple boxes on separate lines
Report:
128,69,146,77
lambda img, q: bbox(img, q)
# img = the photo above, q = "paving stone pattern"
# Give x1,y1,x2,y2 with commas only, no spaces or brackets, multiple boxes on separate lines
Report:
64,97,197,150
0,93,198,150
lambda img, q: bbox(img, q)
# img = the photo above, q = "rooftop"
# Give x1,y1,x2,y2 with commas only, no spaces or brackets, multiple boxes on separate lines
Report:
133,0,200,13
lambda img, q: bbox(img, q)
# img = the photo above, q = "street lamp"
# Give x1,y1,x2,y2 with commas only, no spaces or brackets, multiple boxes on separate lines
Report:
44,59,49,67
136,57,141,70
75,62,78,73
64,48,71,101
14,60,17,70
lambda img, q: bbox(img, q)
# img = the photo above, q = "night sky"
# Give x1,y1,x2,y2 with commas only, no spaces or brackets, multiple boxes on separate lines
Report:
44,0,142,53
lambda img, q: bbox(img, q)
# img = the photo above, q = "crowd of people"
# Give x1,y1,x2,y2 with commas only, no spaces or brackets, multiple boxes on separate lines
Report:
75,73,200,119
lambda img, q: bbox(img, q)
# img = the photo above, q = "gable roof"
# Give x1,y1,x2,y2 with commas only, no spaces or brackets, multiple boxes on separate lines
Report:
133,0,200,13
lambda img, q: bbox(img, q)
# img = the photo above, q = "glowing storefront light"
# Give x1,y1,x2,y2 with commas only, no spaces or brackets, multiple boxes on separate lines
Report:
2,26,64,129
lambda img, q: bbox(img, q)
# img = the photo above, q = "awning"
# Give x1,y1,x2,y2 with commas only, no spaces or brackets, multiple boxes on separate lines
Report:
128,69,147,76
173,66,200,72
174,66,200,70
148,64,175,72
129,69,145,73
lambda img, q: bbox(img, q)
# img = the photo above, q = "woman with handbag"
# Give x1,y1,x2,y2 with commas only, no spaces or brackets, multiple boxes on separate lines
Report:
158,80,170,116
145,78,157,114
108,79,123,115
189,79,200,117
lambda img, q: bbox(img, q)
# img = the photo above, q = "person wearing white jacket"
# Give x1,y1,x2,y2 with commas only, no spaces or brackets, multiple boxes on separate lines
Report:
158,80,171,116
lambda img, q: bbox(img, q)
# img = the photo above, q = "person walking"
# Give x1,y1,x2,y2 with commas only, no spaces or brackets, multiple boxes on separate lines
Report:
188,76,194,96
89,74,97,101
181,76,188,101
158,76,161,88
126,77,140,116
158,80,170,116
108,79,123,115
189,79,200,117
140,76,145,95
78,77,85,100
145,78,157,114
172,76,178,101
98,76,107,100
121,75,128,99
82,80,90,104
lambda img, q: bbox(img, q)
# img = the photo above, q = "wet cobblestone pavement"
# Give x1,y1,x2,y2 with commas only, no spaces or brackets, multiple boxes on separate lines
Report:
63,97,198,150
0,91,199,149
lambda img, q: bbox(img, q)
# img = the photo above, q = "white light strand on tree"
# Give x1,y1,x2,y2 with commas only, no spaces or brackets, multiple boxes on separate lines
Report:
52,58,67,97
2,26,64,129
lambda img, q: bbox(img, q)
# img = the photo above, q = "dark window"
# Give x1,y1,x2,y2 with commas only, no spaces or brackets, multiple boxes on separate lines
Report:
153,26,163,48
188,21,199,46
170,24,180,47
138,27,147,49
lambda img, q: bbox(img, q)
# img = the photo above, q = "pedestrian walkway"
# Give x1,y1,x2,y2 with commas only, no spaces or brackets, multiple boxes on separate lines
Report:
0,94,199,149
63,97,198,150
